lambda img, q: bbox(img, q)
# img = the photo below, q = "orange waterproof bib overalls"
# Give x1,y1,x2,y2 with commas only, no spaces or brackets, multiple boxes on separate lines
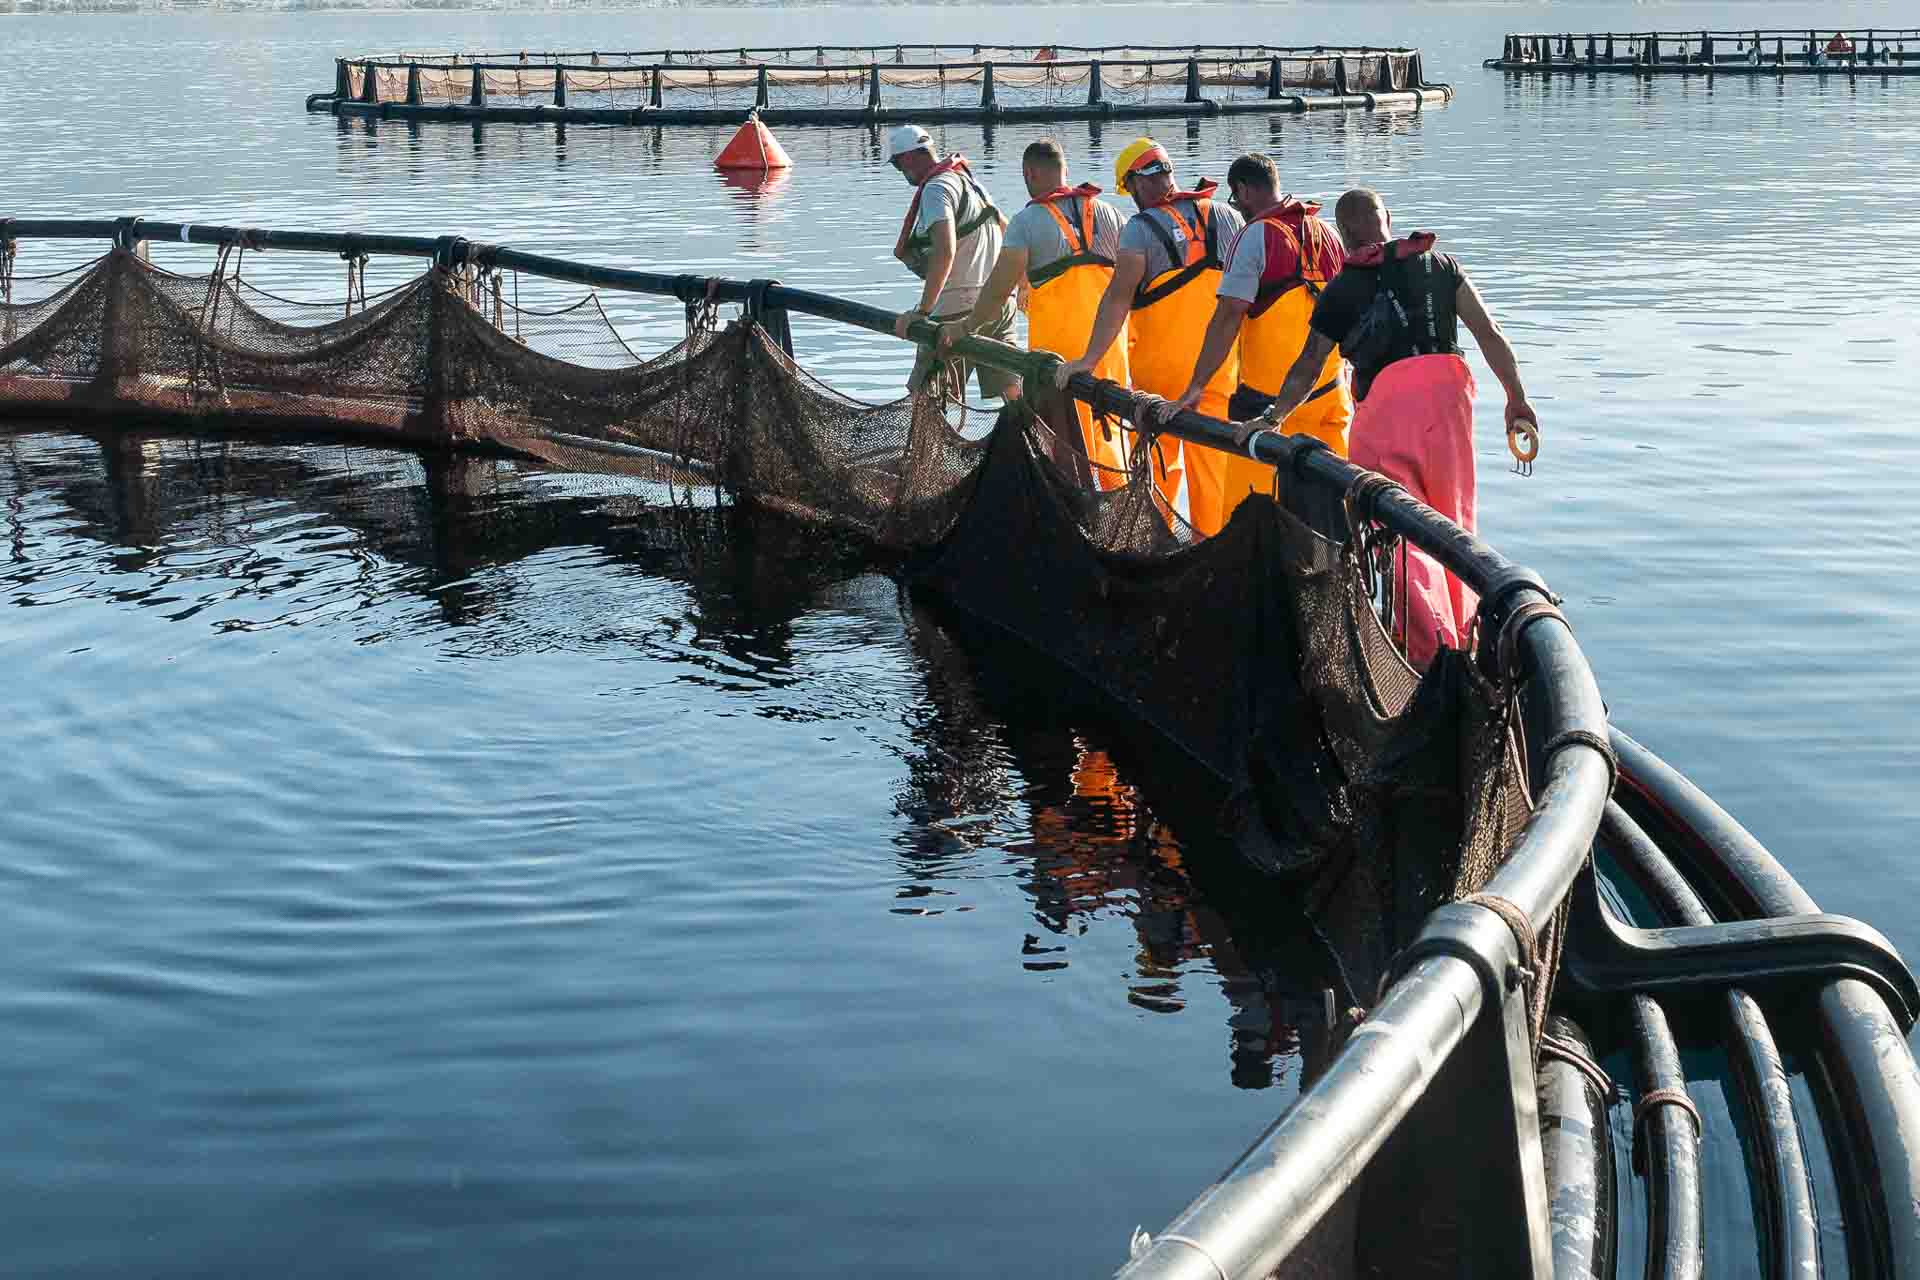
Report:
1213,204,1356,519
1026,187,1132,488
1238,204,1352,454
1128,188,1238,537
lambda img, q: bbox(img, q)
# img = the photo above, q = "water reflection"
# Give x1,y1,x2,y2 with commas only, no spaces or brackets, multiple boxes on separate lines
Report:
2,424,1338,1089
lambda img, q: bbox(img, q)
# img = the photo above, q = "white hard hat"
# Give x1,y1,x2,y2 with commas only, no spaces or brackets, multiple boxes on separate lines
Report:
885,124,933,159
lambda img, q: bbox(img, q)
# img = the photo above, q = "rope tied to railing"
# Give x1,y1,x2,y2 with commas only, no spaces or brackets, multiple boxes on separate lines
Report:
339,237,370,318
1,221,15,313
1461,891,1538,985
1632,1085,1703,1173
1539,1030,1618,1100
1,221,15,346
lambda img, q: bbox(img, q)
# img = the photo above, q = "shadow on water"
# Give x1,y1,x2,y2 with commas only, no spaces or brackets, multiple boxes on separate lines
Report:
3,421,1344,1092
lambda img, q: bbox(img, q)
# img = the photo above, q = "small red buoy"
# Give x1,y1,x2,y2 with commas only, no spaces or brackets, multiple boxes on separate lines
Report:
714,112,792,172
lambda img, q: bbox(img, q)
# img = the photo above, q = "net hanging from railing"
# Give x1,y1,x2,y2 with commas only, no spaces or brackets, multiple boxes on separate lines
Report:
0,247,1556,1027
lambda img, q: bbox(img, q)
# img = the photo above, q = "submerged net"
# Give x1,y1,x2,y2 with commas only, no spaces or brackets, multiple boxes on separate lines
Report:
0,247,1549,1019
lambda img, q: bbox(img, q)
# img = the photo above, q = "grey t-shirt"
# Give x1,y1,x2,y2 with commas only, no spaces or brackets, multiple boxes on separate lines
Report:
1002,195,1125,279
913,171,1003,318
1116,197,1246,283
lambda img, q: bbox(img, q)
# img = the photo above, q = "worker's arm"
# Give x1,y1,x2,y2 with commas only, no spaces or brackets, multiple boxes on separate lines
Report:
1158,297,1248,419
938,246,1028,354
894,217,958,339
1050,250,1146,388
1233,330,1334,445
1455,276,1537,433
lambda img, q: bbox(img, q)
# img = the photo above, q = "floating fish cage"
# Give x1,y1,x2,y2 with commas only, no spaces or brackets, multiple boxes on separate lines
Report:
4,216,1918,1276
1487,27,1920,76
304,43,1451,127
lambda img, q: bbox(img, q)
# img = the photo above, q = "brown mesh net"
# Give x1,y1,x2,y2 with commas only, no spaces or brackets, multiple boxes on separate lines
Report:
0,248,1552,1019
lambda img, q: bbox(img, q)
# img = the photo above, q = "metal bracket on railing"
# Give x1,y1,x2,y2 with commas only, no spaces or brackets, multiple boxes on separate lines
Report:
112,217,145,253
1561,866,1920,1027
744,278,793,357
430,235,471,273
1366,902,1556,1278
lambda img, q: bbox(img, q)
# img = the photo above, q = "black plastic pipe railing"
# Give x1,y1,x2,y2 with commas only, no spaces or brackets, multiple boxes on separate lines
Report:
1614,731,1920,1280
0,217,1614,1279
1605,801,1817,1280
366,42,1422,64
351,55,1401,73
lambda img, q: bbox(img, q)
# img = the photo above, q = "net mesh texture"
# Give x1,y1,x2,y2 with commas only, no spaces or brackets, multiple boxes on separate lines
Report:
0,247,1559,1033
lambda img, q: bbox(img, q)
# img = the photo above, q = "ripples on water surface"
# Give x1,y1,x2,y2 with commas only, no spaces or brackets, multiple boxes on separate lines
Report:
2,2,1919,1275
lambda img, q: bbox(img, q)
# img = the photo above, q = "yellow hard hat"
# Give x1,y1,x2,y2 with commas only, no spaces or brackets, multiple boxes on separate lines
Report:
1114,137,1173,194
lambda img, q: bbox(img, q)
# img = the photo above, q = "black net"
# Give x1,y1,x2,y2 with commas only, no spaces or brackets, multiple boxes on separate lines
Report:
0,247,1551,1022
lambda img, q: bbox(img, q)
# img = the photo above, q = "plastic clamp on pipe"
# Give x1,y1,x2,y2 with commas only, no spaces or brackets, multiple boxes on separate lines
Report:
745,279,793,357
113,217,145,253
431,236,472,273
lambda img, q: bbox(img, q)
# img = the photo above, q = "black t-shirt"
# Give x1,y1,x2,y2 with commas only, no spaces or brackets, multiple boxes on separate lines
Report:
1310,249,1467,400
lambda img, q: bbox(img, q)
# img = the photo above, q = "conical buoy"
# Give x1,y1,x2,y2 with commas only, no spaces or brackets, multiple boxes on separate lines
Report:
714,111,792,172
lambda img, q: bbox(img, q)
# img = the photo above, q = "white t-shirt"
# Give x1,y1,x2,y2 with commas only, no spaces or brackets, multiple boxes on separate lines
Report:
914,172,1003,318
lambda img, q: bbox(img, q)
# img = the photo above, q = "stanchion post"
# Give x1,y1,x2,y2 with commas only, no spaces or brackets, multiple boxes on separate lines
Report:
755,65,769,109
981,61,996,110
553,66,566,107
649,65,663,108
867,63,881,111
360,60,379,105
407,63,422,106
470,65,486,107
334,59,351,99
1334,55,1350,94
1088,59,1104,104
1267,55,1283,96
1184,57,1201,102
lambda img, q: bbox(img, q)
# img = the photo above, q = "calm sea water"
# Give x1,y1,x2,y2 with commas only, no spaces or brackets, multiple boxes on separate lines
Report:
3,3,1918,1276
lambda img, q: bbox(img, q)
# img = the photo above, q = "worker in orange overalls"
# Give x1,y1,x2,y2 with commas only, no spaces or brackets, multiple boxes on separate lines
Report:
1159,152,1354,525
1052,137,1247,536
941,139,1132,488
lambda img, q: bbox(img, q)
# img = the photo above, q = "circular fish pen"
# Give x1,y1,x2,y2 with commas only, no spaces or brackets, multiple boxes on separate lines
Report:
1486,27,1920,76
306,44,1451,127
4,216,1919,1276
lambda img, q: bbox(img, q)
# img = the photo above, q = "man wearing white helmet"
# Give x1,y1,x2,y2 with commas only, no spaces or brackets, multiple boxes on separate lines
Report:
884,123,1017,400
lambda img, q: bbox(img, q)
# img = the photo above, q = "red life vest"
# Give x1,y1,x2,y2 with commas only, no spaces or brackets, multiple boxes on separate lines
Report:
899,155,999,277
1233,199,1345,318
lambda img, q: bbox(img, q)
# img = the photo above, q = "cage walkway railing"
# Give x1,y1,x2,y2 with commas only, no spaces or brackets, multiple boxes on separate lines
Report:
311,44,1447,126
0,212,1608,1272
6,215,1916,1278
1489,27,1920,73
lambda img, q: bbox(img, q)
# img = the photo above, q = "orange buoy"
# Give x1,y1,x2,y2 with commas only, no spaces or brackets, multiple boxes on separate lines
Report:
714,112,792,172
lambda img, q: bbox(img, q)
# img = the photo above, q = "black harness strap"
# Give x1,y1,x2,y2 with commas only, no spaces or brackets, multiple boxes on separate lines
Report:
1025,197,1115,289
1131,200,1219,311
